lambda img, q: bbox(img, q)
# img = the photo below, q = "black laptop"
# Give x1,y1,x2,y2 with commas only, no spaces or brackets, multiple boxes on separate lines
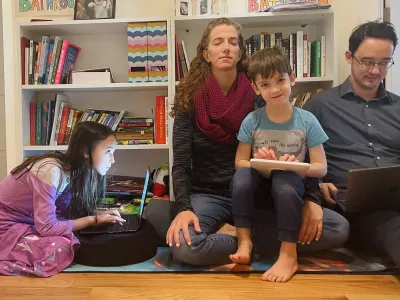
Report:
336,165,400,213
80,166,151,234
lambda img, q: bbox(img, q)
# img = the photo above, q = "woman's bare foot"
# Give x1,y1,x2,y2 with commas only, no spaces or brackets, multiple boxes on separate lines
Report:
261,242,298,283
230,240,252,264
216,223,237,237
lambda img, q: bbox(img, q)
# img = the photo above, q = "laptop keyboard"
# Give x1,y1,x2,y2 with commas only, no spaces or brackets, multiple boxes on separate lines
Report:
106,214,131,232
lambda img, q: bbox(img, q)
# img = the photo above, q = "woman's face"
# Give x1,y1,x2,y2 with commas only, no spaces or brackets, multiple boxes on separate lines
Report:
203,25,242,72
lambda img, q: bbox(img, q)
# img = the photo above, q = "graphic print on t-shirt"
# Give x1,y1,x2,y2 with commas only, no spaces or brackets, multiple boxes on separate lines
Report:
252,129,307,162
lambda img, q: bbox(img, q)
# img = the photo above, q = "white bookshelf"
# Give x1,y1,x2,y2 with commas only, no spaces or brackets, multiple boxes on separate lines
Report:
13,17,172,178
3,6,338,200
172,9,338,92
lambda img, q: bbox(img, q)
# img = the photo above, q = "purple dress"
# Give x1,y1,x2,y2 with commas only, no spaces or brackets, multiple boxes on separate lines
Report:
0,158,80,277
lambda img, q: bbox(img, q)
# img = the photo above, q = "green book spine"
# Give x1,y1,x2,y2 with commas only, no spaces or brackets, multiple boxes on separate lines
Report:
36,102,42,145
311,40,321,77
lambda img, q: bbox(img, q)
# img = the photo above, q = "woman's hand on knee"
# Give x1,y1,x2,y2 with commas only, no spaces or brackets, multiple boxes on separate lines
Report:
166,210,201,248
298,200,323,245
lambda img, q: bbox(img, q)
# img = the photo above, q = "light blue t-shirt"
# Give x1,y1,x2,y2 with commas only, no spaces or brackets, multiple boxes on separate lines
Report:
237,107,328,162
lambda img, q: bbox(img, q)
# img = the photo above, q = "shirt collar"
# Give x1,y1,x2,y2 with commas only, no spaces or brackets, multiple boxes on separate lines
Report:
339,76,388,101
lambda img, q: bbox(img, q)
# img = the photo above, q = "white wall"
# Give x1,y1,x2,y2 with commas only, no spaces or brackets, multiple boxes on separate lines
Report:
385,0,400,95
0,1,6,179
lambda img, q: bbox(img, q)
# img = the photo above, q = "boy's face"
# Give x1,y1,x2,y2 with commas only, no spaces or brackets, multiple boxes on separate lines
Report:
252,72,295,106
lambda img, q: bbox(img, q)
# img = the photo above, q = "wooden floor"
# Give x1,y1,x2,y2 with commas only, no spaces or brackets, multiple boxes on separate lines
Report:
1,273,400,300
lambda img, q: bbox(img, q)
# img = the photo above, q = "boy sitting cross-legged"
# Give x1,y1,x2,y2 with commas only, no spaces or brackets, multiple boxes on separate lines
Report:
230,46,328,282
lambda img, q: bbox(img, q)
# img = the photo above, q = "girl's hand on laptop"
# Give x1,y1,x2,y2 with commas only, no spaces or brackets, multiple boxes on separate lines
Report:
98,209,121,217
95,213,126,226
319,183,337,206
254,147,277,160
278,154,299,162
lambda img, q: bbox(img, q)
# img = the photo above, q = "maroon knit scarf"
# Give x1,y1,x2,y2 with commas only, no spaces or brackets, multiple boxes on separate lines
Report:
194,72,254,144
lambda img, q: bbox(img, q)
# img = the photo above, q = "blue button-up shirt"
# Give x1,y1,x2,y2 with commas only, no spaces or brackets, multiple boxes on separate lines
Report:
303,77,400,189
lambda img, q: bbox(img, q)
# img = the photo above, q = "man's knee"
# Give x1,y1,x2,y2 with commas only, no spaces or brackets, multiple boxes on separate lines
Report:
323,209,350,248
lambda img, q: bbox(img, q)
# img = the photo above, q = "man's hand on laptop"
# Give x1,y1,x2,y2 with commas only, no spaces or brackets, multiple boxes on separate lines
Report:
319,183,338,206
254,147,277,160
166,211,201,248
298,200,323,245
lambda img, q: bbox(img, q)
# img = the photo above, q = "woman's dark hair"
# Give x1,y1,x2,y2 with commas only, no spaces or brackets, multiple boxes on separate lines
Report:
349,21,398,54
171,17,249,117
11,121,116,219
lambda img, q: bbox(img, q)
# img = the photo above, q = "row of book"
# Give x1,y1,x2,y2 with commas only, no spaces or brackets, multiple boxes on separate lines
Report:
29,94,168,146
175,38,190,81
117,96,167,145
245,31,326,78
21,36,81,85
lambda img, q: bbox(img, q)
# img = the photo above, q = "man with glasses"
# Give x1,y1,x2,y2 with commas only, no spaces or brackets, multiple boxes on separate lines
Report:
303,21,400,268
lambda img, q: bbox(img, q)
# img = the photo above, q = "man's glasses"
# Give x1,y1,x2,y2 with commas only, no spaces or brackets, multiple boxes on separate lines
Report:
352,55,394,71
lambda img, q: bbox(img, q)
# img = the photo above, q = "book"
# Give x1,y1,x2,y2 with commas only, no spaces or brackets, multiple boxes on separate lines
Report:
54,40,81,84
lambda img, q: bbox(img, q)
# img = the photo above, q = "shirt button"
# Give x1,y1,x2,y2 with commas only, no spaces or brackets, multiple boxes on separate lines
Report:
377,156,381,160
365,104,369,108
367,123,372,127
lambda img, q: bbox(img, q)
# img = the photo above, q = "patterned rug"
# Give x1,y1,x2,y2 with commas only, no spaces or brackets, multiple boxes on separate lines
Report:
63,247,399,274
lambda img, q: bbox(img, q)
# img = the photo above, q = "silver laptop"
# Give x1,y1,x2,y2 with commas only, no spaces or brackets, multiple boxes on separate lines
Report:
336,165,400,213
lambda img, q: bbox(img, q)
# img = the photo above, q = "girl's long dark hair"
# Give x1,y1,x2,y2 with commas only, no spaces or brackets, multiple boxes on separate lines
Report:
11,121,116,219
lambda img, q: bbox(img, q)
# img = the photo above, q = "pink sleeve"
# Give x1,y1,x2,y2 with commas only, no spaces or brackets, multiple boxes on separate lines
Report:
28,167,73,237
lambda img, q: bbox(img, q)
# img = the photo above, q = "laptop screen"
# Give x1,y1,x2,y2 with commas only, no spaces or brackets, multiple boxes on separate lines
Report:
139,167,151,217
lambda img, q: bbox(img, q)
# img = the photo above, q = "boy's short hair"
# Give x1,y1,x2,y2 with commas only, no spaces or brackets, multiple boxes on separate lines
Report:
248,46,292,83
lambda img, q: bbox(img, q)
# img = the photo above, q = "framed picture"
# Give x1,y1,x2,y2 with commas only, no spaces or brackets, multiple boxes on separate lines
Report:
195,0,211,15
15,0,74,18
176,0,193,16
74,0,116,20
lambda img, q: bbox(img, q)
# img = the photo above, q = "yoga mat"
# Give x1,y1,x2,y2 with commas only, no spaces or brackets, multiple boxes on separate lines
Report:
63,247,399,274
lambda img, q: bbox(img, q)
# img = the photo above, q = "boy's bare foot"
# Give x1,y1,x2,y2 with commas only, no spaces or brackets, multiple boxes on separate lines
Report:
229,240,252,264
216,223,237,237
261,242,298,283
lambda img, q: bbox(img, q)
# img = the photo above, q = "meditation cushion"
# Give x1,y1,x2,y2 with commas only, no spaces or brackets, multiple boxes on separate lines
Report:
73,218,158,266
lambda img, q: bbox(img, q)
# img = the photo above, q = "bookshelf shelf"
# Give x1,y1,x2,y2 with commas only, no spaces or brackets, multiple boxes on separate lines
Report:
19,17,168,36
175,77,335,86
23,144,169,151
174,9,333,30
22,82,169,92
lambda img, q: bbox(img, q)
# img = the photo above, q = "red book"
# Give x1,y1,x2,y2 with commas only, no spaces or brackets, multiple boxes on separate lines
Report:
155,96,166,144
21,37,30,85
57,105,70,145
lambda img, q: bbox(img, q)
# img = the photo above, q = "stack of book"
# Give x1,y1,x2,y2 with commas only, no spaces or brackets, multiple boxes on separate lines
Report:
21,36,81,85
245,31,326,78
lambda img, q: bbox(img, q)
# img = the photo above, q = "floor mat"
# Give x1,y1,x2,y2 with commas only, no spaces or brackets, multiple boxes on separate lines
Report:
63,247,399,274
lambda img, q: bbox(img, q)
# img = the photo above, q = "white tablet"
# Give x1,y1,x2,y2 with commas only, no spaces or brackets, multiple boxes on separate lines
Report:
250,158,310,178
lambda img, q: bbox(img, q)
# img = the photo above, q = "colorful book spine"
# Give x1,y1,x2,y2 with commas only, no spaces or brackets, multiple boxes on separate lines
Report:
30,101,36,145
128,22,148,83
41,102,49,145
54,40,81,84
155,96,166,144
36,102,42,145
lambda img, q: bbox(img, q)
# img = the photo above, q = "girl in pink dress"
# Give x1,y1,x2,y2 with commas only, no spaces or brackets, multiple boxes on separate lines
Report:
0,121,125,277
